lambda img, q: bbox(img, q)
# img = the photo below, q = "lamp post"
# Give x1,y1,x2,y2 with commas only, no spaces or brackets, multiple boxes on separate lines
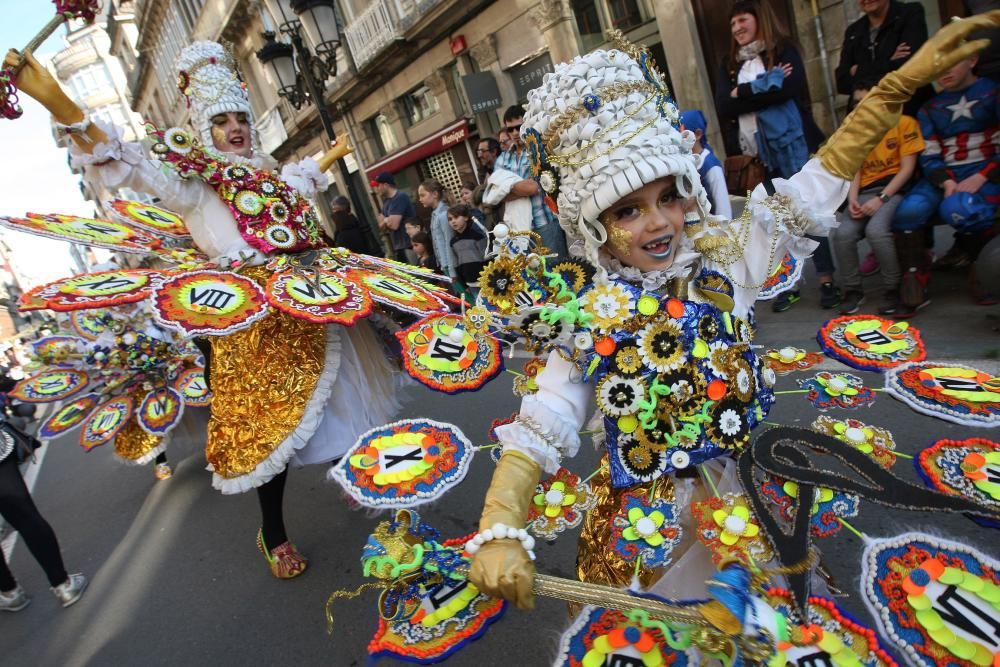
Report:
255,0,372,237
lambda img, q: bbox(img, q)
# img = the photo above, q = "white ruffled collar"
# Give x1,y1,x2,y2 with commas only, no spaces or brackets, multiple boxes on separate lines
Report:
600,234,702,292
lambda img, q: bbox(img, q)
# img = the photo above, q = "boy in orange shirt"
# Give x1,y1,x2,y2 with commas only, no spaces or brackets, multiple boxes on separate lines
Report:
832,84,924,315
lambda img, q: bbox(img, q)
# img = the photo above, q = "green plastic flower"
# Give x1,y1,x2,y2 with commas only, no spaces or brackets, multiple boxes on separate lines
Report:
533,481,577,518
817,374,858,398
783,481,834,515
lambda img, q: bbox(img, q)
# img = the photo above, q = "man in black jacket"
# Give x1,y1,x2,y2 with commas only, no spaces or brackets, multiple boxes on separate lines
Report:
836,0,932,114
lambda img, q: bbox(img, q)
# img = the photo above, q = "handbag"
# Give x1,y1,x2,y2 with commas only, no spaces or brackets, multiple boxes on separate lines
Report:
724,155,766,196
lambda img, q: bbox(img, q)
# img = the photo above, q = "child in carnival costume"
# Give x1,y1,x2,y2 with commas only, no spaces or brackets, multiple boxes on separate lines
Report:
465,24,997,610
5,41,403,579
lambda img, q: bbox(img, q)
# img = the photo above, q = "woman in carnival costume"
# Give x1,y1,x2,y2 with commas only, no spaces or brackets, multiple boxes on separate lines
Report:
462,19,1000,615
4,41,404,579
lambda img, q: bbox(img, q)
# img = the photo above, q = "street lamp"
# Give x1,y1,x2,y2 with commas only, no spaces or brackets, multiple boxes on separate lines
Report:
256,0,372,239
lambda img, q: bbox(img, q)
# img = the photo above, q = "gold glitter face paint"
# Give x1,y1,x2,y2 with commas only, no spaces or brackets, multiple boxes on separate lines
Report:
210,125,227,149
604,222,634,256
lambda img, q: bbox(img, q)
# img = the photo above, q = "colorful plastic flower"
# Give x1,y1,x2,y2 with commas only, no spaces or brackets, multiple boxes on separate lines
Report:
533,480,577,518
622,506,669,546
817,374,858,398
610,491,681,566
782,481,834,515
712,502,760,545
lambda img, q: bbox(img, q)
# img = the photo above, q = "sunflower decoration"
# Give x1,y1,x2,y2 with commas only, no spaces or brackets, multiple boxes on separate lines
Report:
657,365,707,417
478,256,529,314
612,435,669,482
163,127,194,154
580,282,636,332
549,260,592,294
611,341,643,376
706,397,751,450
510,308,573,354
704,341,739,380
527,467,598,540
636,316,685,372
697,314,721,342
597,374,647,417
811,415,897,469
691,492,774,566
731,357,757,404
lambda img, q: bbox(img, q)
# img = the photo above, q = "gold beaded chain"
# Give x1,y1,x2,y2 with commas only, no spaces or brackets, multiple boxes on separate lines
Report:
546,106,659,169
542,81,658,152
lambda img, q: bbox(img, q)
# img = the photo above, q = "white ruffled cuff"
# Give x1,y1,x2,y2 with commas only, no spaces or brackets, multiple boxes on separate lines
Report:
280,158,329,199
496,395,581,474
751,158,849,239
67,119,144,169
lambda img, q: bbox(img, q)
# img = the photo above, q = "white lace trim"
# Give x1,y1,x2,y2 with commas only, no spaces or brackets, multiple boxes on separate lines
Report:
600,234,702,291
67,119,145,169
280,158,329,199
497,395,581,474
211,325,343,494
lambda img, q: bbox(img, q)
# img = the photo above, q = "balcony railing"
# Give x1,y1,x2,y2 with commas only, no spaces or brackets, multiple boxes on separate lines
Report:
344,0,402,71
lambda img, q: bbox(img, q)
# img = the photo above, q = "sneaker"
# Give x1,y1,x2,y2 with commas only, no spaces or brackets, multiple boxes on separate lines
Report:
819,282,842,309
51,573,87,608
878,289,900,315
771,290,800,313
154,463,173,481
840,289,865,314
933,245,971,270
859,251,880,276
0,586,30,612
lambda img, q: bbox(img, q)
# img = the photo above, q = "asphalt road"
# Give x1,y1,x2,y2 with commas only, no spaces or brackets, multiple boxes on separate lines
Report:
1,274,997,666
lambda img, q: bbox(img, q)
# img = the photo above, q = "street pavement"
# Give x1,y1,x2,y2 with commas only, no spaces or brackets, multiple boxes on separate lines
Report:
0,265,997,666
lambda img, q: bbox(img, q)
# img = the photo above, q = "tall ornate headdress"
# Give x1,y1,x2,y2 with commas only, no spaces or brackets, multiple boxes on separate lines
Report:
522,32,710,263
174,41,257,150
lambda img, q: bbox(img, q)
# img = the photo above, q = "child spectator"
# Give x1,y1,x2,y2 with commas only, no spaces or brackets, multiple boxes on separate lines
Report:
679,109,733,219
410,231,438,272
448,204,488,297
892,55,1000,314
832,84,923,316
404,218,424,240
460,180,487,226
416,179,455,278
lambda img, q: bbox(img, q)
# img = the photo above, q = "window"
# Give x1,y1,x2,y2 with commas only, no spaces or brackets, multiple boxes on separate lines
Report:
366,113,398,158
572,0,603,53
607,0,643,30
399,85,439,127
90,103,128,127
68,64,113,99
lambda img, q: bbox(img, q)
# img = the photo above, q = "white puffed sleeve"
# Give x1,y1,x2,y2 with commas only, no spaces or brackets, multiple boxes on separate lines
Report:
719,158,849,306
280,157,329,199
495,351,591,473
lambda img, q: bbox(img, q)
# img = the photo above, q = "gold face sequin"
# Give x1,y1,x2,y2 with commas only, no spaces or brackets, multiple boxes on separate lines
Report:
205,267,327,479
604,221,634,256
210,125,227,149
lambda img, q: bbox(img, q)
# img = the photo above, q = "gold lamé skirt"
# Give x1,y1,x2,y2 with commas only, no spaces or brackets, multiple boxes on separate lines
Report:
114,416,164,464
205,268,327,481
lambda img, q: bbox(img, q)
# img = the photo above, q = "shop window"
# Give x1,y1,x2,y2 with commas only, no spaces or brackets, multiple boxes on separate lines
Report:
68,63,113,99
366,112,399,158
399,85,440,127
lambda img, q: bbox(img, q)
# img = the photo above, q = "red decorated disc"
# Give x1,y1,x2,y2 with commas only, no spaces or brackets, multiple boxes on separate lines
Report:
137,387,184,436
30,270,163,312
397,313,502,394
10,369,89,402
79,396,134,450
341,267,448,317
39,393,99,439
107,200,190,239
265,270,373,325
151,270,269,336
0,213,160,253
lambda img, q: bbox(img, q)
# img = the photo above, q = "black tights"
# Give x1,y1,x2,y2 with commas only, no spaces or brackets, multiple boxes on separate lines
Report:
256,470,287,549
0,456,67,591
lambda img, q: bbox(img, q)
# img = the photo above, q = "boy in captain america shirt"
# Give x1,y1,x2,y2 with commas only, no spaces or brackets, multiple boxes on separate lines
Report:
893,55,999,314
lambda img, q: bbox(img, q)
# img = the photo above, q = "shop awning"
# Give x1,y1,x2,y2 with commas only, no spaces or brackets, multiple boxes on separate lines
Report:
365,119,470,182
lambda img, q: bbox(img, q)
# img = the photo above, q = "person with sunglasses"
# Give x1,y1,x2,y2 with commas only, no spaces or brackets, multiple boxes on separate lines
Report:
494,105,569,259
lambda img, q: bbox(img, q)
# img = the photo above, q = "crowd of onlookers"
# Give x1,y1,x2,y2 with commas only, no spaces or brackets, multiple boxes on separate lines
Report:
342,0,998,315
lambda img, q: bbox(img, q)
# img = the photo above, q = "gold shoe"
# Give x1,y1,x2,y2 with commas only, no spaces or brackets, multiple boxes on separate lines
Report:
256,529,308,579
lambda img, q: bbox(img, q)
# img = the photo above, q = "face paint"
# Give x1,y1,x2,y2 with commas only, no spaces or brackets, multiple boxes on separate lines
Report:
604,222,633,256
211,125,227,148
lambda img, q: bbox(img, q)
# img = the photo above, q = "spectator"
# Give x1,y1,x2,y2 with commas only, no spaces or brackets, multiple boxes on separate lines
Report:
331,195,378,255
477,137,501,181
373,171,418,264
461,180,487,225
966,0,1000,81
411,231,439,272
714,0,838,312
836,0,931,115
495,104,569,258
832,84,923,316
498,130,512,154
679,109,733,219
417,179,456,279
404,218,425,239
892,55,1000,315
448,204,488,298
